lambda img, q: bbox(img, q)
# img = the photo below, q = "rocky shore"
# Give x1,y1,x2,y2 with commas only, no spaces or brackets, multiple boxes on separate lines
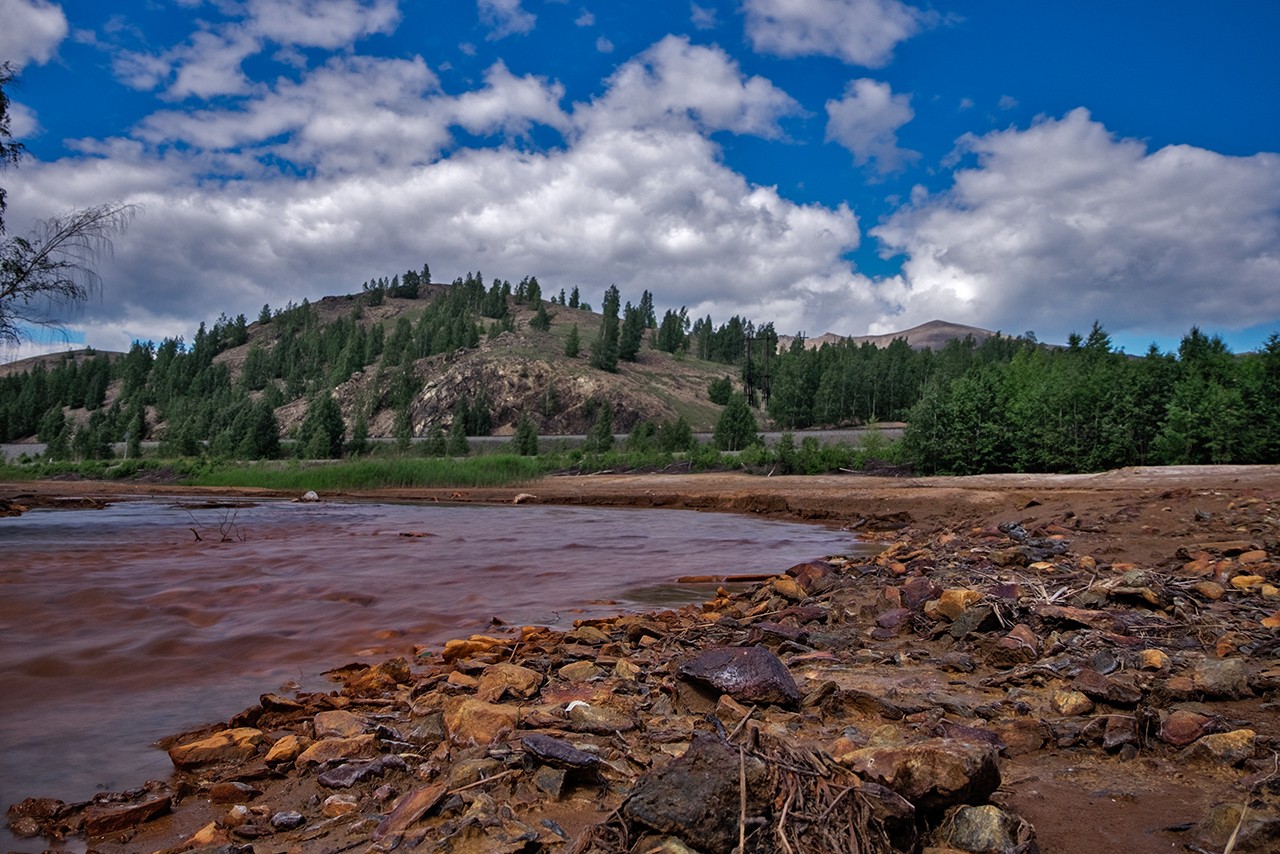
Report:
5,466,1280,853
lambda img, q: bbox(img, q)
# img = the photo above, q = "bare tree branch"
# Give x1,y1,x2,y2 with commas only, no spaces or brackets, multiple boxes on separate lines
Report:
0,202,139,347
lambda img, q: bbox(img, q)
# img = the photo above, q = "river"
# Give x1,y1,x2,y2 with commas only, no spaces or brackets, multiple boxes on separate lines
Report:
0,498,857,845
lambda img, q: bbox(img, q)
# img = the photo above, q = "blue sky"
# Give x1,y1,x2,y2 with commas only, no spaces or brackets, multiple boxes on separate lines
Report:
2,0,1278,361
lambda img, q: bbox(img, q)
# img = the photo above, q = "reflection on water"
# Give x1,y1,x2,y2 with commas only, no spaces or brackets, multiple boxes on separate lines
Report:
0,499,856,826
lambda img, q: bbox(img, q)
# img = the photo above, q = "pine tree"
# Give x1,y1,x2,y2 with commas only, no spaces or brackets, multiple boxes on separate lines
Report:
513,413,539,456
583,400,614,453
237,401,280,459
708,376,733,405
348,409,369,456
564,324,581,358
591,286,620,372
713,392,759,451
447,417,470,456
657,415,695,452
393,405,413,450
529,301,552,331
299,393,345,459
46,420,71,460
619,301,645,362
126,407,145,459
425,423,448,456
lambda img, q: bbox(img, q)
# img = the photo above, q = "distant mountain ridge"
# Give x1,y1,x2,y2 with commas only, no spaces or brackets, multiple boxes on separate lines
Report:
0,348,123,378
776,319,998,352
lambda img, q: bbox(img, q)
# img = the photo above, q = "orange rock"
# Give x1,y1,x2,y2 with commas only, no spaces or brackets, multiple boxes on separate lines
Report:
1183,557,1213,575
1049,689,1094,716
314,709,365,739
441,635,510,664
264,733,310,765
1139,649,1171,671
1194,581,1225,600
476,663,543,702
773,576,805,601
443,697,519,745
933,589,982,621
168,728,263,769
295,734,376,768
446,671,479,689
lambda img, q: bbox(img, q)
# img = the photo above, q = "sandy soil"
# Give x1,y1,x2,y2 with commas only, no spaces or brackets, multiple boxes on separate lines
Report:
4,464,1280,853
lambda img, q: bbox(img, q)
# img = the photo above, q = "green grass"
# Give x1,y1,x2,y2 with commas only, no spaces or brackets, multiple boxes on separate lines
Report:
189,454,556,490
1,435,906,490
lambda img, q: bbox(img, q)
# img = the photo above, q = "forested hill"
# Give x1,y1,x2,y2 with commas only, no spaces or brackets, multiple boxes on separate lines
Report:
777,319,998,353
0,264,1276,474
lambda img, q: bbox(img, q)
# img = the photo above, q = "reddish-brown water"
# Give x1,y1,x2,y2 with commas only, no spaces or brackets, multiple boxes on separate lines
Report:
0,498,854,837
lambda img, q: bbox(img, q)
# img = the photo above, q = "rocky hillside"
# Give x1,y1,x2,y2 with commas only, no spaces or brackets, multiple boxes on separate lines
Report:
221,293,736,437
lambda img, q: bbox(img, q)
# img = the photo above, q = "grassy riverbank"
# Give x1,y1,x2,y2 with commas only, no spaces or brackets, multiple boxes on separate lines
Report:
0,432,905,492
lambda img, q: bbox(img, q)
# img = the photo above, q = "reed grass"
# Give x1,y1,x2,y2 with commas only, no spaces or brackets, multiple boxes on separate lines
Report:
190,454,554,490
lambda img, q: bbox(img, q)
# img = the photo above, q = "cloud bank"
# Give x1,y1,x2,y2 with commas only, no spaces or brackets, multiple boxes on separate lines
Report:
872,109,1280,342
3,1,1278,359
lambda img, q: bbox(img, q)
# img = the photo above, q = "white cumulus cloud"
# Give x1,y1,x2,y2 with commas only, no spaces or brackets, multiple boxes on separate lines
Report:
112,0,401,99
0,0,68,69
3,34,876,352
248,0,400,49
743,0,929,67
478,0,536,39
825,78,917,172
870,108,1280,342
579,35,800,137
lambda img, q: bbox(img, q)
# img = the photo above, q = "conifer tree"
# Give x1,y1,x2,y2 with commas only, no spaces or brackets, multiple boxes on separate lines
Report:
529,301,552,331
619,301,645,362
425,423,448,456
299,393,345,459
713,392,758,451
348,409,369,456
447,417,470,456
583,400,614,453
591,285,620,372
513,413,539,456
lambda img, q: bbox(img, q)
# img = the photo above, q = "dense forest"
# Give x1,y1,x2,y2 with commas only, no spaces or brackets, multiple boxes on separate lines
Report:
1,262,1277,475
763,322,1280,473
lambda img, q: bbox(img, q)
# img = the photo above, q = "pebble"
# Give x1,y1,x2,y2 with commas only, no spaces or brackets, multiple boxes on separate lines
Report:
270,810,306,830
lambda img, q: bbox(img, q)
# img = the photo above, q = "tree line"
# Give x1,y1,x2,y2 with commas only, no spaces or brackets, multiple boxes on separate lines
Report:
898,325,1280,474
4,259,1278,475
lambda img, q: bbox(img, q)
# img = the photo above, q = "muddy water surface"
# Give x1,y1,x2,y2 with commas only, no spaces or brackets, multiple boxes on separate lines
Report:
0,498,855,829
